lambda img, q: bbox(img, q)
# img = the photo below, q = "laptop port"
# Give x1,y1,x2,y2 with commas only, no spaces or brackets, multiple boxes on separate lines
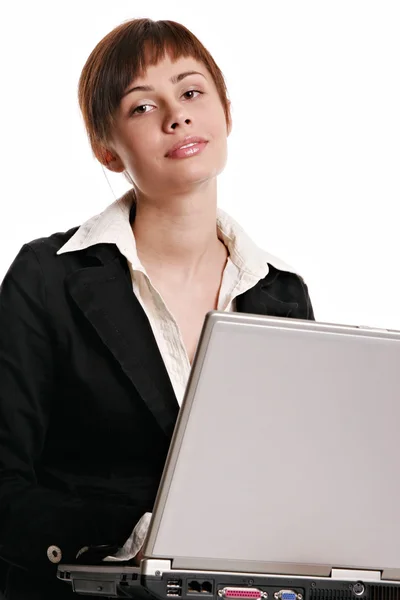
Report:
218,588,268,599
168,580,183,588
189,581,202,593
274,591,302,600
167,590,182,597
202,582,213,594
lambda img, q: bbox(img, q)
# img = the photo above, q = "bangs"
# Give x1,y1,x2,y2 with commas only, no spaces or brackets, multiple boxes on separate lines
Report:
135,24,208,78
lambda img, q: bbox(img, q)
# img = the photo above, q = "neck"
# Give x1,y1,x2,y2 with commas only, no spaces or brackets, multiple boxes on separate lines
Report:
131,181,227,283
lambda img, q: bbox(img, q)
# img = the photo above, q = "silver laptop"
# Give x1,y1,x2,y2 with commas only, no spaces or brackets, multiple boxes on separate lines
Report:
58,311,400,598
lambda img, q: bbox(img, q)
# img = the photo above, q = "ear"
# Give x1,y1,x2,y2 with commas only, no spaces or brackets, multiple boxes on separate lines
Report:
100,148,125,173
227,100,232,137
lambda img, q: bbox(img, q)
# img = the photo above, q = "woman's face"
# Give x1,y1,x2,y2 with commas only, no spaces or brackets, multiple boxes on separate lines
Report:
108,53,230,198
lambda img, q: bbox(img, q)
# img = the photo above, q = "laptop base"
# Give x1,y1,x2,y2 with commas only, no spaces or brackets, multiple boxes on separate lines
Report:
57,565,400,599
142,570,400,600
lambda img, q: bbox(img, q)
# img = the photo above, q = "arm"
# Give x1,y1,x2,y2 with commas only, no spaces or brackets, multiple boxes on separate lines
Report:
0,245,144,578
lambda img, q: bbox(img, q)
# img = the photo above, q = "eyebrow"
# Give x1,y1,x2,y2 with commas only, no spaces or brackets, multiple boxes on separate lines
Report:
122,71,206,97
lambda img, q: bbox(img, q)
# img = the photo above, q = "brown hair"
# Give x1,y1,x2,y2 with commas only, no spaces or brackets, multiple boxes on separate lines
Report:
78,18,231,165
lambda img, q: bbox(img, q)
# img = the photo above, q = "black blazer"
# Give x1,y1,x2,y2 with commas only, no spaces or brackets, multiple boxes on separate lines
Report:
0,225,314,599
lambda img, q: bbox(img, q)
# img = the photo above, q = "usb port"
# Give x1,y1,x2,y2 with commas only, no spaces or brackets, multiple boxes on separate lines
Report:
168,580,183,588
167,591,182,597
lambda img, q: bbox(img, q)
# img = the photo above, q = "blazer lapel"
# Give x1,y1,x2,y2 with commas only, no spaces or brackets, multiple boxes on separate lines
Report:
65,244,179,439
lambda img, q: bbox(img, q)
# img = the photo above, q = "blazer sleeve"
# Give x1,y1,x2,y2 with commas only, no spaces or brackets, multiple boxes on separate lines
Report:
300,276,315,321
0,245,144,579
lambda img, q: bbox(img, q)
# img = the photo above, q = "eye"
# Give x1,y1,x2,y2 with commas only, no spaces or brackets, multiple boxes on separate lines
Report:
130,104,154,116
183,90,203,100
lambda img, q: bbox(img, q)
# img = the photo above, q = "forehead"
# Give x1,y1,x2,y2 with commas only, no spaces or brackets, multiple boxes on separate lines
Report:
132,53,209,85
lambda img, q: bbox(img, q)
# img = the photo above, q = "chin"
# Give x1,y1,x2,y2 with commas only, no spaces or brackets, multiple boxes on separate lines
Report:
174,156,226,181
178,169,221,188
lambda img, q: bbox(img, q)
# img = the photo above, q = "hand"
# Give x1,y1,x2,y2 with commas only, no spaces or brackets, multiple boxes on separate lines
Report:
134,547,145,566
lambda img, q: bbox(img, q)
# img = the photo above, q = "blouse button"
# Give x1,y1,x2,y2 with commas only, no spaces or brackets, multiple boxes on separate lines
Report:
47,545,62,563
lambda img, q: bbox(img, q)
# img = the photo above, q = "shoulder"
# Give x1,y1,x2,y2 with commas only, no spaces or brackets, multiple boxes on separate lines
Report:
25,226,80,260
263,262,307,289
1,226,81,294
261,263,315,321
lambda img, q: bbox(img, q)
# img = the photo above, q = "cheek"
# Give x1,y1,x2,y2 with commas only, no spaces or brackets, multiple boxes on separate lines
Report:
211,120,229,152
125,134,159,170
209,105,229,138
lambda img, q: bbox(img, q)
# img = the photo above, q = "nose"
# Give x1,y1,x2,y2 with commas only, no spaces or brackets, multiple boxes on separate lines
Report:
171,118,191,130
163,102,192,132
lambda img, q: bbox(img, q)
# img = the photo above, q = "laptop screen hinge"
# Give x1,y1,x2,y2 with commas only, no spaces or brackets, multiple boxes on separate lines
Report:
331,568,382,582
141,559,172,577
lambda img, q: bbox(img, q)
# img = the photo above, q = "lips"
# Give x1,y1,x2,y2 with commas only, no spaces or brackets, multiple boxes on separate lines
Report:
165,136,208,158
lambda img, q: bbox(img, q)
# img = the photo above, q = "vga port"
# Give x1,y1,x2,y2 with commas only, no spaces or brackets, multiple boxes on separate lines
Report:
274,591,302,600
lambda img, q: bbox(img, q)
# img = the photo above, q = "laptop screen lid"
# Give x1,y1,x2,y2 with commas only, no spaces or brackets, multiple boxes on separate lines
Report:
143,312,400,581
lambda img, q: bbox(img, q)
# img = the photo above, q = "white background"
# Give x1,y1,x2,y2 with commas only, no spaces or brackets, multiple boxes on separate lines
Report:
0,1,399,328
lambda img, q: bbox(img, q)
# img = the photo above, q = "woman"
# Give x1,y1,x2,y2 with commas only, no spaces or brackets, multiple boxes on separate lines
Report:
0,18,315,600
